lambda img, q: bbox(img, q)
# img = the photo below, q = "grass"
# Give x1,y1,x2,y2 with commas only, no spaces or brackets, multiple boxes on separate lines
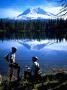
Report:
0,72,67,90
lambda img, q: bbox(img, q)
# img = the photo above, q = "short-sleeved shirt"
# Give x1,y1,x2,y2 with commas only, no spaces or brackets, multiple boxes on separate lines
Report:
31,61,40,75
8,52,16,64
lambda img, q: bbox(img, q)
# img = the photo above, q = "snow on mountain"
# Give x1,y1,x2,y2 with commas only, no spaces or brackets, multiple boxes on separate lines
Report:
17,7,55,20
16,39,67,51
17,39,56,50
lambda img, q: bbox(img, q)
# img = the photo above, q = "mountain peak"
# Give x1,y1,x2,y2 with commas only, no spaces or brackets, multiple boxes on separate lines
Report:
33,7,47,14
17,7,55,20
18,8,31,16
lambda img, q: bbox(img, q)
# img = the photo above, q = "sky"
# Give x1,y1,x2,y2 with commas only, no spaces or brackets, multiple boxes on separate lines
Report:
0,0,62,18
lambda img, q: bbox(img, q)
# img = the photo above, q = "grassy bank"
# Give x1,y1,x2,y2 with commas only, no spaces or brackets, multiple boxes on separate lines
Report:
0,72,67,90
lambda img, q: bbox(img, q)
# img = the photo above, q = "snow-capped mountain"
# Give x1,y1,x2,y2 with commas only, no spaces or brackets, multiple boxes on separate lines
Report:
17,7,55,20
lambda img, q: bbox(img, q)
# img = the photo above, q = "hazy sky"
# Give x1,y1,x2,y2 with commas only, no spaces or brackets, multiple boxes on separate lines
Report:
0,0,62,18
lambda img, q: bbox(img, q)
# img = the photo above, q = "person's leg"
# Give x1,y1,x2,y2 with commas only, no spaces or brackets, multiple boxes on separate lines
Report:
31,74,35,83
9,64,13,81
24,71,27,79
17,65,20,80
13,63,20,81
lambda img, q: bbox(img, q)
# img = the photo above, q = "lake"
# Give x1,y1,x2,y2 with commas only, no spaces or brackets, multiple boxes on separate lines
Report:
0,39,67,76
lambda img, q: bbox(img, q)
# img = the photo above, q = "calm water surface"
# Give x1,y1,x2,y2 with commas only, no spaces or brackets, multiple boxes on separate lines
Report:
0,39,67,75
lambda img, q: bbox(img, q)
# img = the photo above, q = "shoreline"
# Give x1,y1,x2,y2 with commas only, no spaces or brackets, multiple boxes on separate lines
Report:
0,71,67,90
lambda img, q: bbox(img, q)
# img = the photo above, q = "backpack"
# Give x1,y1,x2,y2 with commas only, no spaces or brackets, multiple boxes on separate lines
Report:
4,54,10,62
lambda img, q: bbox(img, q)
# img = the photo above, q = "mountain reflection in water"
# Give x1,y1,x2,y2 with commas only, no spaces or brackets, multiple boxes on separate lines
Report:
0,39,67,75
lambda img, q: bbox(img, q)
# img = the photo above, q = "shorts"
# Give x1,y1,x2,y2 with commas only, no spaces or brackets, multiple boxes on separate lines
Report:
9,63,19,69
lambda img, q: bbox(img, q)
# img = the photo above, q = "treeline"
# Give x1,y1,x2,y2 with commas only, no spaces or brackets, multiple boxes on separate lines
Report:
0,18,67,41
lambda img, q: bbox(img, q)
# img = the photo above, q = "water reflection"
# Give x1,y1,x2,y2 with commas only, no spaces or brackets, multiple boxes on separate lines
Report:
0,39,67,75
